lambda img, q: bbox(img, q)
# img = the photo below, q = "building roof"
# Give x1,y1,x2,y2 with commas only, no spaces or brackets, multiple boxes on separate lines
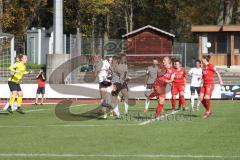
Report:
122,25,175,38
191,25,240,32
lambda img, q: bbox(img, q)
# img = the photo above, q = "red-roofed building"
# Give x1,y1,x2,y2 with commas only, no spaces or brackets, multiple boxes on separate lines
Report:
122,25,175,65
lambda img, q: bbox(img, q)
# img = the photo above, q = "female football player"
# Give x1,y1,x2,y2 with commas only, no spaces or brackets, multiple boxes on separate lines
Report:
147,57,175,118
117,54,129,115
7,54,30,114
200,55,223,119
170,60,187,110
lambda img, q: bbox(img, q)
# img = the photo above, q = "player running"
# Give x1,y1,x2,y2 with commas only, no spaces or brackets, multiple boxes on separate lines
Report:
144,58,158,113
147,57,175,118
170,60,187,110
109,55,122,119
7,54,30,114
188,59,202,111
200,55,223,119
117,54,129,115
94,56,113,119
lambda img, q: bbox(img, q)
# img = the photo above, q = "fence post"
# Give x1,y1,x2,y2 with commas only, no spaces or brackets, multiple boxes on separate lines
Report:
69,34,72,84
76,28,81,56
10,37,15,65
184,43,187,68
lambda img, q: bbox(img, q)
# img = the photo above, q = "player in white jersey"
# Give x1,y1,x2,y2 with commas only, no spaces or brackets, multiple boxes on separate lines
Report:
93,55,113,118
99,56,125,119
188,59,202,111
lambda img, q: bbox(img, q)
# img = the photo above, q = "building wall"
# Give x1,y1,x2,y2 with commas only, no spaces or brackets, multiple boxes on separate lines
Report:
125,29,173,65
27,29,50,65
126,29,173,55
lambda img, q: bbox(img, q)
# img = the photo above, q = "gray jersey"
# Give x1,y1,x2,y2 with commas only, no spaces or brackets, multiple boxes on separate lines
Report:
117,63,128,84
111,65,121,83
146,66,158,84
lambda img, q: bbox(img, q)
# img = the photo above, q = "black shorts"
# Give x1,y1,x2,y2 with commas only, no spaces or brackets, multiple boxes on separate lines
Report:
8,81,22,92
190,86,201,94
121,82,128,90
146,84,153,90
99,81,111,89
111,82,125,96
37,87,45,94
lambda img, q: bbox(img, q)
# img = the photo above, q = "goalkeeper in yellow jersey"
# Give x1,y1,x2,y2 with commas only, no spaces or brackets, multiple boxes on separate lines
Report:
7,54,30,114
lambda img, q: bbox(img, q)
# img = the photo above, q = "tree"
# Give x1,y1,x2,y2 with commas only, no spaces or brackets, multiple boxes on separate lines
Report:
0,0,2,33
218,0,235,25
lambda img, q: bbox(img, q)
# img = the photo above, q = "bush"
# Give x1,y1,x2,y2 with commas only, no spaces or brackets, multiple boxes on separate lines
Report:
26,63,46,69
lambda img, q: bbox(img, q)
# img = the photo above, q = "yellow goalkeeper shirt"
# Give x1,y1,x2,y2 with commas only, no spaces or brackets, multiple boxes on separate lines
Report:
8,62,29,84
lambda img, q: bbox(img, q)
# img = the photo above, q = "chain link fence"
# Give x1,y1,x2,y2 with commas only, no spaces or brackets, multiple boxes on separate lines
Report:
66,35,198,84
0,33,15,83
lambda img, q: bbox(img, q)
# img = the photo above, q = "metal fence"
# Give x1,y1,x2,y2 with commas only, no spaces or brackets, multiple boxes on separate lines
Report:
173,43,198,68
0,33,15,83
66,35,199,84
68,35,198,66
0,33,199,84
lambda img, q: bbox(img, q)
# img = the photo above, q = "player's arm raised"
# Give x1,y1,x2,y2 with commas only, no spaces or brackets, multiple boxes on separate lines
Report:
188,68,193,76
41,73,46,80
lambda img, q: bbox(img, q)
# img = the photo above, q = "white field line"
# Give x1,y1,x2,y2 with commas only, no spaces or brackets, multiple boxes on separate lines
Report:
139,110,180,125
0,104,88,113
0,103,90,105
0,103,58,105
0,123,138,128
47,124,138,127
25,109,48,113
0,153,239,159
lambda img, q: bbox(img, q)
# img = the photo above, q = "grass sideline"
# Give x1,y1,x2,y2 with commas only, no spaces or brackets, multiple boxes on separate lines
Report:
0,100,240,160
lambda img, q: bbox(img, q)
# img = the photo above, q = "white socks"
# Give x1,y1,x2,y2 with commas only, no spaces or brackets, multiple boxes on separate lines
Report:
144,99,150,109
191,95,201,110
113,102,120,118
197,96,201,107
191,95,195,109
123,101,128,114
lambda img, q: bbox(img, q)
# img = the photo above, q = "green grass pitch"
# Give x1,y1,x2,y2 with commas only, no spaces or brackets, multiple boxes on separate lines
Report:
0,100,240,160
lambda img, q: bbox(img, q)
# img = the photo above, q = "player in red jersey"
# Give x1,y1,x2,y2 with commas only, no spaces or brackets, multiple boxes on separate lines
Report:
147,57,175,118
170,60,187,110
200,55,223,119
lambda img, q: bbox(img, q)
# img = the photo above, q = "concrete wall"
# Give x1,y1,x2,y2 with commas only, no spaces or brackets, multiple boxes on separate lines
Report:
0,83,223,99
47,54,91,84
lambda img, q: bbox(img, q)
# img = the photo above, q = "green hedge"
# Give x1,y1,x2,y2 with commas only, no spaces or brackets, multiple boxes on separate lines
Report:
26,63,46,69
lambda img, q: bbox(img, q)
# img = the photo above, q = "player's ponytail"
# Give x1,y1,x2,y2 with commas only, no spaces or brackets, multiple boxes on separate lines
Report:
17,54,24,61
202,55,211,62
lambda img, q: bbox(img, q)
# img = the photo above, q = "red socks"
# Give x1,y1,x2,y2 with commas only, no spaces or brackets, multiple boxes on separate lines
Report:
179,95,185,107
205,99,211,112
155,104,164,117
201,99,206,109
202,99,211,112
171,98,176,110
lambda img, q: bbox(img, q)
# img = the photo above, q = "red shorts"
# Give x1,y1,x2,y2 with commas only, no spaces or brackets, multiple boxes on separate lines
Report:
171,85,185,95
200,84,215,96
153,83,166,98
